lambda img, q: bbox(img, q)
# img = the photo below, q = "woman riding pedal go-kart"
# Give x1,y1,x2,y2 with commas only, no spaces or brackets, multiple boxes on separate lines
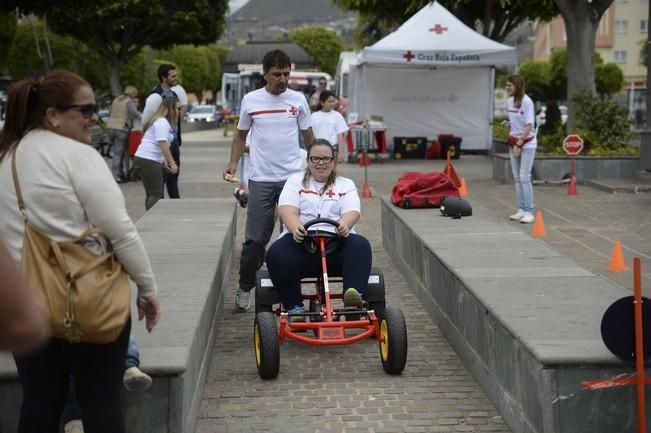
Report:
254,139,407,379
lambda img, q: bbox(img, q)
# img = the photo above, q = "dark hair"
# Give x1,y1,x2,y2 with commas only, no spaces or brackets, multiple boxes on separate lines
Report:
157,64,177,82
318,90,336,110
262,50,291,73
302,139,337,190
507,75,525,108
0,70,90,161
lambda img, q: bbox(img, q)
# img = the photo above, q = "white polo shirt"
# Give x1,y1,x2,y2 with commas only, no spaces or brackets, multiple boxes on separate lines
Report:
311,110,348,147
237,87,311,182
135,117,175,163
278,173,361,237
506,95,537,149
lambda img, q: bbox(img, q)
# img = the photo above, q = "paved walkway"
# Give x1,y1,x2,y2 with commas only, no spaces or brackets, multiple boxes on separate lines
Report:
116,128,649,433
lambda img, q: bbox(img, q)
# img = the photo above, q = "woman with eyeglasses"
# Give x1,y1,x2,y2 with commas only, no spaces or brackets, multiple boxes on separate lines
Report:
133,96,181,210
265,139,372,315
0,70,160,433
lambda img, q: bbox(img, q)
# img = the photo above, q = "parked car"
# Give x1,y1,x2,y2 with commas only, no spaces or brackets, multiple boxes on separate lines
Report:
184,104,222,124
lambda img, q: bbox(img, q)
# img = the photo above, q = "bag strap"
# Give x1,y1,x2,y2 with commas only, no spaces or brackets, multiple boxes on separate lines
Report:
10,149,28,222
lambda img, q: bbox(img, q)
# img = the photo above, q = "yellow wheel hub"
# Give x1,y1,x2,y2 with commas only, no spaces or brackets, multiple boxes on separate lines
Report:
380,320,389,361
254,325,261,365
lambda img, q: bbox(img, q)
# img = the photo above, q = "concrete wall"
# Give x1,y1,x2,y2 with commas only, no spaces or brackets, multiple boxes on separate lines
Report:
380,197,651,433
493,153,640,184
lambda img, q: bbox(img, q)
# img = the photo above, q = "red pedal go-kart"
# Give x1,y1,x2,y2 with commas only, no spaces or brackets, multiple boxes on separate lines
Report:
253,218,408,379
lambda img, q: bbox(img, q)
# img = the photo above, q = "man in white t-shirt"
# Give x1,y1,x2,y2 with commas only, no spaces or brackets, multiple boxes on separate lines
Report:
223,49,315,311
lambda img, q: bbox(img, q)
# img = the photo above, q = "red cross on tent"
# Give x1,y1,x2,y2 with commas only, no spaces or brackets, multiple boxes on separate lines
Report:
288,106,298,115
325,190,335,198
429,23,448,34
403,50,415,62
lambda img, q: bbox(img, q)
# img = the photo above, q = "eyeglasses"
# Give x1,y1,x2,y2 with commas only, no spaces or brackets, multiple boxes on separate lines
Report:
319,81,327,86
58,104,98,119
309,156,334,164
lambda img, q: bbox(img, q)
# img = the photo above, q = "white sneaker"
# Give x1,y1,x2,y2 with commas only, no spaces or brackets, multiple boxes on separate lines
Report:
123,366,152,391
64,420,84,433
509,209,526,220
520,212,535,224
235,288,251,311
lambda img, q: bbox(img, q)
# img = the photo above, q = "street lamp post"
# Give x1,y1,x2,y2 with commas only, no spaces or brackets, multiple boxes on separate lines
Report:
640,2,651,180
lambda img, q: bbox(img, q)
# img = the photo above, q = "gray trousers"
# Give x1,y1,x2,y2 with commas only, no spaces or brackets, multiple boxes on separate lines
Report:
239,180,286,291
108,128,129,179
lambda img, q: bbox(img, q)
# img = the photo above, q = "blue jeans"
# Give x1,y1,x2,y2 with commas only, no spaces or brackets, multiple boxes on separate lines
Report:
510,147,536,213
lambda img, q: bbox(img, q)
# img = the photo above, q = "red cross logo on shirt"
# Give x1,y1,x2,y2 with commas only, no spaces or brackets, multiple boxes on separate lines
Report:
403,51,415,62
325,190,335,198
288,106,298,116
429,24,448,34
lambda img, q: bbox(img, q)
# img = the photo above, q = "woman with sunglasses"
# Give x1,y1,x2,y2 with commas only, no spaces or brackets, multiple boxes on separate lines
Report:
0,70,160,433
133,97,181,210
265,139,372,315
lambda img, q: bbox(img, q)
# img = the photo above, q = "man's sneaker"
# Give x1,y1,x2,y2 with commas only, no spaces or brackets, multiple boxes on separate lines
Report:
233,187,248,208
509,209,526,220
343,288,363,309
235,288,251,311
520,211,535,224
64,420,84,433
123,366,152,391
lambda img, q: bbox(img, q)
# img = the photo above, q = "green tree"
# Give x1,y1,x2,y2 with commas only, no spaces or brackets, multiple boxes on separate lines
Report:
554,0,614,129
639,39,647,67
157,45,211,96
11,0,229,96
7,21,110,93
595,62,624,98
333,0,559,46
0,11,17,70
517,60,550,103
289,27,345,75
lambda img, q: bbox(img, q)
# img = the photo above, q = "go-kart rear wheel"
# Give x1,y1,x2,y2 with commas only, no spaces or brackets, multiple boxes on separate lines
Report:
254,312,279,379
379,307,407,374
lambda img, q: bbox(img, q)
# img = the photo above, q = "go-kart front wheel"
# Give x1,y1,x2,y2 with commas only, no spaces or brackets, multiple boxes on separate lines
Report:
379,307,407,374
254,312,279,379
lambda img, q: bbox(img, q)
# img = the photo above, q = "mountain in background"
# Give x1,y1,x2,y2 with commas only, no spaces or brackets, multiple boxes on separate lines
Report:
221,0,355,46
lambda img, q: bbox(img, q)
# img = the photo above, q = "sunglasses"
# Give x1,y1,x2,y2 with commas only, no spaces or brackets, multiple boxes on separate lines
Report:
58,104,98,119
309,156,334,164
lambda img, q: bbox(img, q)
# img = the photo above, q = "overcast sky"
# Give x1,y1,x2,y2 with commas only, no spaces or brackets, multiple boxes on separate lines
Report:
229,0,249,14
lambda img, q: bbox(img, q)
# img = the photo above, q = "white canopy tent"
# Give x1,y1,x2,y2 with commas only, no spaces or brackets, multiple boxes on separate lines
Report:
348,1,517,150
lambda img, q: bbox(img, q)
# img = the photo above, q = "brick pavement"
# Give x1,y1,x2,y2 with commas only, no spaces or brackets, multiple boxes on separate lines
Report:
117,128,649,432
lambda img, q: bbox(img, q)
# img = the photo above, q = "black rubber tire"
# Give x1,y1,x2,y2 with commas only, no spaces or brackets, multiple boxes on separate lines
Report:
379,307,408,374
255,303,273,314
368,300,386,321
254,312,280,379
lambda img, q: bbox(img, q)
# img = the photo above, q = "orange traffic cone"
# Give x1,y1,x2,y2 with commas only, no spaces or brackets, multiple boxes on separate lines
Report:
362,181,372,198
567,175,577,195
458,177,468,197
608,241,629,272
531,211,547,237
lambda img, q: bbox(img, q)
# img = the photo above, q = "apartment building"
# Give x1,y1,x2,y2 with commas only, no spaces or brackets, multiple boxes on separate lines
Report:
533,1,649,126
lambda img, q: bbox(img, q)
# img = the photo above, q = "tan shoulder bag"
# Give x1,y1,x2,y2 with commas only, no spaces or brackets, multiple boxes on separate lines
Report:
11,150,130,344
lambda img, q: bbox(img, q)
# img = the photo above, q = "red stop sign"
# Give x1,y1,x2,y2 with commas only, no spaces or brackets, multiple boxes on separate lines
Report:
563,134,584,155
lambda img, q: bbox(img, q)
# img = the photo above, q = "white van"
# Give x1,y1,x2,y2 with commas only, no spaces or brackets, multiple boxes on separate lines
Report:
221,69,332,113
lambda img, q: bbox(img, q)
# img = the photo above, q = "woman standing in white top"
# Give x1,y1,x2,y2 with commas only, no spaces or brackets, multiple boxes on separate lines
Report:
0,70,160,433
310,91,349,163
502,75,537,224
134,97,180,210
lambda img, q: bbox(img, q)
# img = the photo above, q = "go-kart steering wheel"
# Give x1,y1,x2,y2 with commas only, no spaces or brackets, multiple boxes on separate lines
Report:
302,218,343,255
